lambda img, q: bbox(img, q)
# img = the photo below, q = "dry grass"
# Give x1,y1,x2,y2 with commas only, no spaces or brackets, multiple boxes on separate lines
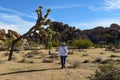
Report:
0,48,120,80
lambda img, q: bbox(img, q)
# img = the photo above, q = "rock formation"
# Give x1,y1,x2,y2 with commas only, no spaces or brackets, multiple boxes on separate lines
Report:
0,29,6,40
8,29,20,38
0,29,20,41
49,22,120,44
1,22,120,45
49,21,87,41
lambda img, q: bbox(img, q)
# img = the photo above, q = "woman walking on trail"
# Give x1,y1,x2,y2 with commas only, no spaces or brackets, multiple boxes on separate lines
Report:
59,42,68,69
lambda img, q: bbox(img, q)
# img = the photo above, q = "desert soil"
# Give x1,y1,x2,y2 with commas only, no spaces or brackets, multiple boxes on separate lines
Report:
0,48,120,80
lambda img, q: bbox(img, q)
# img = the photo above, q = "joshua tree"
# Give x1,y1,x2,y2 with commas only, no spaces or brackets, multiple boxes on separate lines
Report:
8,6,51,61
46,27,56,54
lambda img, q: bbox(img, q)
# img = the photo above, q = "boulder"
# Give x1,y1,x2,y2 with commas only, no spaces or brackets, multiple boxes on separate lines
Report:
0,29,6,40
8,29,20,38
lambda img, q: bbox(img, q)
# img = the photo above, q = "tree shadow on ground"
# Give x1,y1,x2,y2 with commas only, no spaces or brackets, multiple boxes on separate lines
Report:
0,68,61,76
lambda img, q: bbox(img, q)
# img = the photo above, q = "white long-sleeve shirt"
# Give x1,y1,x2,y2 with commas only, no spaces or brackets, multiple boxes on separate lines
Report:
59,46,68,56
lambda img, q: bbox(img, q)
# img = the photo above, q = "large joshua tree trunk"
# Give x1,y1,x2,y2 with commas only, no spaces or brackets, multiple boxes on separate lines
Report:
8,26,36,61
8,6,51,61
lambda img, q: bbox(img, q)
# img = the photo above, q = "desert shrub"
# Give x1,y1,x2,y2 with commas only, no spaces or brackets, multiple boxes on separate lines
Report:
49,53,59,59
67,46,74,55
52,40,59,47
4,39,24,49
72,38,93,49
0,46,7,51
0,41,7,51
4,39,13,49
115,43,120,49
69,61,80,68
82,54,89,56
83,59,90,63
113,49,120,53
42,58,54,63
18,58,33,63
24,50,39,58
100,52,104,55
100,59,113,64
27,41,40,48
107,43,115,50
110,54,118,57
0,40,4,45
89,61,120,80
115,59,120,64
17,58,25,63
67,40,73,46
68,51,74,55
2,52,9,56
93,57,102,63
94,44,101,48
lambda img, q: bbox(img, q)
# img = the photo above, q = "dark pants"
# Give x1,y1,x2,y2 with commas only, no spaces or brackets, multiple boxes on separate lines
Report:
60,56,66,68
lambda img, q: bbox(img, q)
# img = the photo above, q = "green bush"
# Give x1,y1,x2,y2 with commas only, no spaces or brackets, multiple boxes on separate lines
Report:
89,61,120,80
115,43,120,49
4,39,24,49
66,40,73,46
52,40,59,47
28,41,38,47
94,44,101,48
72,38,93,49
4,38,14,48
0,41,4,45
107,43,114,49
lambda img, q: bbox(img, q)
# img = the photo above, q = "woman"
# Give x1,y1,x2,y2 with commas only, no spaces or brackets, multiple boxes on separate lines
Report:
59,42,68,69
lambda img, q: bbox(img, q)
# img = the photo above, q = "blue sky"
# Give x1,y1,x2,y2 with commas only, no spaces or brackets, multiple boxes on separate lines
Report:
0,0,120,34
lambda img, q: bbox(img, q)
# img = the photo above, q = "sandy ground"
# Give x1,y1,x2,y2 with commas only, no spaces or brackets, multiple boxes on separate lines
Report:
0,48,120,80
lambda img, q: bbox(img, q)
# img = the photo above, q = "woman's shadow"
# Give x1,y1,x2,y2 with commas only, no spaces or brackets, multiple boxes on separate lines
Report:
0,68,61,76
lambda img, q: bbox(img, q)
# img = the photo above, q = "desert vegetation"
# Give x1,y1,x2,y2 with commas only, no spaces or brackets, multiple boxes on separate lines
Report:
89,61,120,80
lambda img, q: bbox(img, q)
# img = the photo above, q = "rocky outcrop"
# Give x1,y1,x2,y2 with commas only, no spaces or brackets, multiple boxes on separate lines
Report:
83,24,120,44
49,22,120,44
0,29,20,41
8,29,20,38
110,23,120,29
1,23,120,45
0,29,6,40
49,21,87,41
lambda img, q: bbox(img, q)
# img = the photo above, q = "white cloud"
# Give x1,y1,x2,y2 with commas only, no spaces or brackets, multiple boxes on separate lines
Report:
88,6,101,11
0,22,18,33
46,4,83,9
71,18,120,30
88,0,120,11
0,6,36,19
0,6,38,34
0,11,35,34
104,0,120,10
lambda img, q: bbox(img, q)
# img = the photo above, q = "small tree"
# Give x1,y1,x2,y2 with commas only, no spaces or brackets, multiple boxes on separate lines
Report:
48,41,52,54
46,27,56,54
52,40,59,47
